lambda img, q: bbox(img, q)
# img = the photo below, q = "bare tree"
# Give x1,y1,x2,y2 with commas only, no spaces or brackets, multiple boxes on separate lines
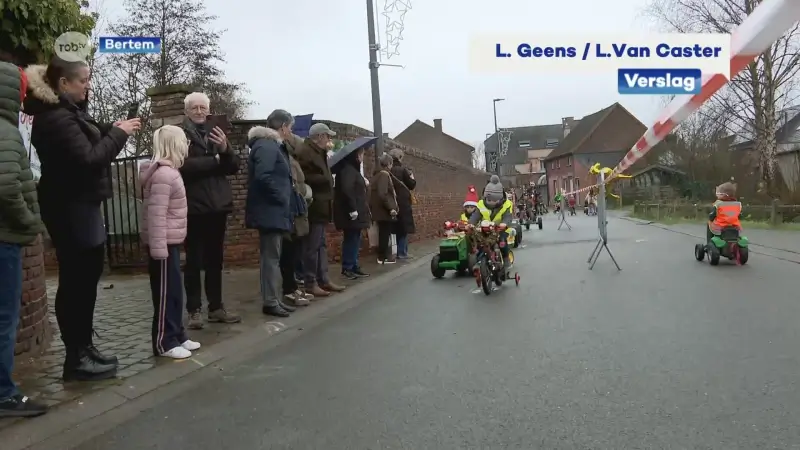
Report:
647,0,800,195
472,141,486,170
89,0,252,155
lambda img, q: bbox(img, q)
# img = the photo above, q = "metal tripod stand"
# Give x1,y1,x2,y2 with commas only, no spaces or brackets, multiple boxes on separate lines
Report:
587,172,620,270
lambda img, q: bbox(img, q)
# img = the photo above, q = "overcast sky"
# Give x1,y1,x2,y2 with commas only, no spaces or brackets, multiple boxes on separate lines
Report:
97,0,667,145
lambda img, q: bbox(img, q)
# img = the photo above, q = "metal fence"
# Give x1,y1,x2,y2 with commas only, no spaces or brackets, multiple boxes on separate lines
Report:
103,155,149,268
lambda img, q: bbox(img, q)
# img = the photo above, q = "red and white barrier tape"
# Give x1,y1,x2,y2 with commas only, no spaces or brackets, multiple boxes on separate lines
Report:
562,0,800,196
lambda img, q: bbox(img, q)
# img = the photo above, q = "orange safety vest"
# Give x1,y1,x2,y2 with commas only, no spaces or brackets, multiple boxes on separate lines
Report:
709,200,742,232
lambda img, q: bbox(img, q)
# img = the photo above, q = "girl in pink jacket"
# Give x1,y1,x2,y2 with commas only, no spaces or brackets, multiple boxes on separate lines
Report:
139,125,197,359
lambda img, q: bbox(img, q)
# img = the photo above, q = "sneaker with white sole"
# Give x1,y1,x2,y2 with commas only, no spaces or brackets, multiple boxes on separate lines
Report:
296,290,314,301
284,292,310,306
160,346,192,359
181,340,201,351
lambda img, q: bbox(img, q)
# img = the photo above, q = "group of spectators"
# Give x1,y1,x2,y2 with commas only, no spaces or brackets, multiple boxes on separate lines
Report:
0,55,417,418
244,113,417,317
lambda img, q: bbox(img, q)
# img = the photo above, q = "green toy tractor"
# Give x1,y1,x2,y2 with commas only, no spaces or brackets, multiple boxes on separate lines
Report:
694,226,749,265
431,221,477,278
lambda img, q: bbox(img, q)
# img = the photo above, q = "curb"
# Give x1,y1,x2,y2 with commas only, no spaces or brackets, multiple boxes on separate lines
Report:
0,251,435,450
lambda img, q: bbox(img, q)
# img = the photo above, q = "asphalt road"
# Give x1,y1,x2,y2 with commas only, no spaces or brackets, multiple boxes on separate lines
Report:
71,213,800,449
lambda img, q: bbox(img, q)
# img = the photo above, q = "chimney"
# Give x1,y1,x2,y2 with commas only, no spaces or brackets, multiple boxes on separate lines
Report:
382,133,389,139
433,119,442,132
562,116,574,137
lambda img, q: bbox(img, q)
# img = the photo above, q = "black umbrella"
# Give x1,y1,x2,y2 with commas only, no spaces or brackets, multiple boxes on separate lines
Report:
328,136,378,168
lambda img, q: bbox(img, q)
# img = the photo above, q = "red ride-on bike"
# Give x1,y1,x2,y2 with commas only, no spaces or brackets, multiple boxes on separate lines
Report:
469,221,519,295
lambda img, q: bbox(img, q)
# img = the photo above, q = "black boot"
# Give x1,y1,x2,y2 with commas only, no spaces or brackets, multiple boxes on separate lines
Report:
63,347,118,382
86,345,119,366
88,330,118,365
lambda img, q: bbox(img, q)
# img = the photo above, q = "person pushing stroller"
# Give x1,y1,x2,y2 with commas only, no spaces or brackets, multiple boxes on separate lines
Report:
467,175,515,273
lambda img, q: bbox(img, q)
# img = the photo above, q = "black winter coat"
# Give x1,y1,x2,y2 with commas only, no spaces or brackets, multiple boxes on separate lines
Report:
333,156,370,230
179,118,239,215
23,65,128,205
389,160,416,234
23,65,128,249
244,127,294,233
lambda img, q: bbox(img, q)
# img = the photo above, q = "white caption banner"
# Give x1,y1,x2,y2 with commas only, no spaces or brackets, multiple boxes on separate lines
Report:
469,33,731,78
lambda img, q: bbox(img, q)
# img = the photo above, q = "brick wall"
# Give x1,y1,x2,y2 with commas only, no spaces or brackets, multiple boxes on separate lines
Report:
47,84,490,271
16,236,51,358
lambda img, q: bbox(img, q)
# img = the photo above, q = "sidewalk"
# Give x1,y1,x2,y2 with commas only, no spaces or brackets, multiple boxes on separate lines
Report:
4,240,440,429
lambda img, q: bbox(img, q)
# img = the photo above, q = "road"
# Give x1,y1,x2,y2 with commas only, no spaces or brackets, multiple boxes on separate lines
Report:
70,213,800,449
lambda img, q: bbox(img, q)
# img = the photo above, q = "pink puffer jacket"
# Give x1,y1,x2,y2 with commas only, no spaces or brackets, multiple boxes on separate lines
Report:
139,160,187,259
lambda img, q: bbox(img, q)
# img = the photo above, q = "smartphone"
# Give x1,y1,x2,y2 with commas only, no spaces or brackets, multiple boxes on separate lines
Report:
126,101,140,120
205,114,230,132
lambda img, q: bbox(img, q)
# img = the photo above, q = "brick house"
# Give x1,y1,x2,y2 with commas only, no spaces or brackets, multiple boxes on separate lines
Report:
484,123,564,179
543,103,646,199
393,119,475,167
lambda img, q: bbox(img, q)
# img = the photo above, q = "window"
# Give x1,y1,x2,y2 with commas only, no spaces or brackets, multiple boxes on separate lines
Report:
545,139,559,148
556,159,560,168
553,179,558,194
575,178,580,191
518,140,531,148
567,156,572,166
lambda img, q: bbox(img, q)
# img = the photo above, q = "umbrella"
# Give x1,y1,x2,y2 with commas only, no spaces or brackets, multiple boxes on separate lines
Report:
328,136,377,168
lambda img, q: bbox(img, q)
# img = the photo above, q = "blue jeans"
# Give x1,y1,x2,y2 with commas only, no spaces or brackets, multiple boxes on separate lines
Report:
341,229,362,271
0,243,22,400
396,233,409,257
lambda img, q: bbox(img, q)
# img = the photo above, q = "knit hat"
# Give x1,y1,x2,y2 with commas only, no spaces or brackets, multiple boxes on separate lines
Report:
483,175,504,202
716,178,737,197
463,185,479,207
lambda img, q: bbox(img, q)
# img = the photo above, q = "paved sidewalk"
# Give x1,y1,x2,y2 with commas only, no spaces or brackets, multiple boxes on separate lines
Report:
5,240,439,426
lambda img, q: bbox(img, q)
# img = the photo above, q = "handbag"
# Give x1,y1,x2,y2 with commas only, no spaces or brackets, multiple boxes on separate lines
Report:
390,170,417,205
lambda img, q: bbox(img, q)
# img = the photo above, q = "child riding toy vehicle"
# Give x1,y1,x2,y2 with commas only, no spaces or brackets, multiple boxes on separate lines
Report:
472,221,519,295
515,204,543,231
431,221,477,278
694,226,749,265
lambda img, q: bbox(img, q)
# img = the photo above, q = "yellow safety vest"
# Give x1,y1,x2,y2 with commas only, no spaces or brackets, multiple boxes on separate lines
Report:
460,213,469,222
477,199,513,223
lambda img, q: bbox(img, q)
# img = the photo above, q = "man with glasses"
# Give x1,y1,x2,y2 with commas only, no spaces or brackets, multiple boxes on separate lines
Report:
295,124,345,297
179,92,242,329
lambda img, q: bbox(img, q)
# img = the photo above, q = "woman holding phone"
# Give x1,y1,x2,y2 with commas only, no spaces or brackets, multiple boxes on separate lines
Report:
23,56,140,382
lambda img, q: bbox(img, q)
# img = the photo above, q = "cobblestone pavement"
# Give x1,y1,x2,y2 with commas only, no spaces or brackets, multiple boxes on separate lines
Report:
6,240,439,420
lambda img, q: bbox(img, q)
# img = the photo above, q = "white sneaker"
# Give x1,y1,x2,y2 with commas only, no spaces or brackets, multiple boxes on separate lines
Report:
297,290,314,300
181,340,201,351
161,346,192,359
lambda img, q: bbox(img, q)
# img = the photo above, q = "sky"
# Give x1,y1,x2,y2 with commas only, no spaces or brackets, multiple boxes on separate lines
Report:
95,0,668,146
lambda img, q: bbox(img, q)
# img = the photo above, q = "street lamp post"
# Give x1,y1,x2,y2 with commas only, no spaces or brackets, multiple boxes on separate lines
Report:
366,0,384,170
492,98,504,175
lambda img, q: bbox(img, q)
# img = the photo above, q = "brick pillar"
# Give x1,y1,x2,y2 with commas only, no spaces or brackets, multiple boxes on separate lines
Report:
146,84,193,127
15,235,51,357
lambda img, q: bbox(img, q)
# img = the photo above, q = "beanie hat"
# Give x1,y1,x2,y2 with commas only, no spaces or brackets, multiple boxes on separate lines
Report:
716,178,737,197
483,175,504,202
463,185,479,207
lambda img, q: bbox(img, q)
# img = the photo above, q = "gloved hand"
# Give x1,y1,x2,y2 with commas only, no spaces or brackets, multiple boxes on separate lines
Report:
390,209,397,217
349,211,358,220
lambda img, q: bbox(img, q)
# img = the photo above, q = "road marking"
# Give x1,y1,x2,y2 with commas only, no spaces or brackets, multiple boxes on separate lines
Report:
635,239,646,243
264,321,286,335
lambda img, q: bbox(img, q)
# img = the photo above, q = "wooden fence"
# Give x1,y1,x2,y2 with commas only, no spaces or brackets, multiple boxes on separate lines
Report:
633,200,800,225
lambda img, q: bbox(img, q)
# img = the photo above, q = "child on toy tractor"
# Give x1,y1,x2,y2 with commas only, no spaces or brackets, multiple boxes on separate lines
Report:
468,175,516,273
707,180,742,242
460,185,479,223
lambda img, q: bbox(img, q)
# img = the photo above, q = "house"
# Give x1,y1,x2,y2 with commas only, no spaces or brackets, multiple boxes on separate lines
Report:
543,103,646,197
729,106,800,192
618,164,687,201
483,123,565,178
393,119,474,167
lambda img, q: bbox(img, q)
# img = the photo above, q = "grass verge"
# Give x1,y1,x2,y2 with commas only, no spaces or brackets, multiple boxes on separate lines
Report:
630,213,800,231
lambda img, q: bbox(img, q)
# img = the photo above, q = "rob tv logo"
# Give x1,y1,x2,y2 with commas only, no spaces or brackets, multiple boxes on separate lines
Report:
618,68,701,95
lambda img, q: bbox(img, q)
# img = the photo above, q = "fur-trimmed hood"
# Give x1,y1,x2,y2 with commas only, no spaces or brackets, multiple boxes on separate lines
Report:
247,126,282,144
21,64,60,116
